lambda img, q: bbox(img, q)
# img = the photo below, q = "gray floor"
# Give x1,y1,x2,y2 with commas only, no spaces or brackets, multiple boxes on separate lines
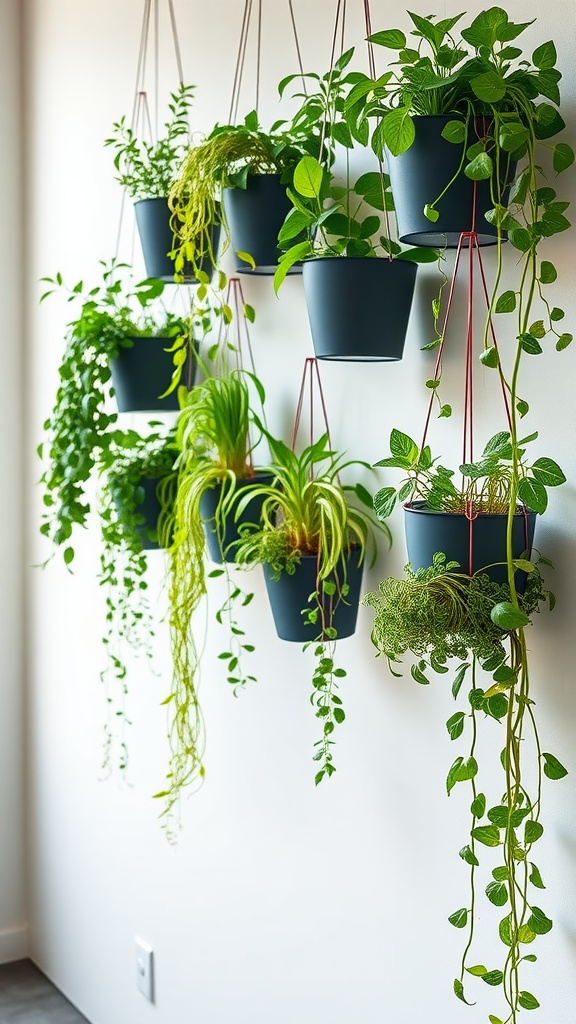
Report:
0,960,89,1023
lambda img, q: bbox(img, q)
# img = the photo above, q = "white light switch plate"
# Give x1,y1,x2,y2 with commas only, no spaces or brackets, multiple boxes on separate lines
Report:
135,936,154,1002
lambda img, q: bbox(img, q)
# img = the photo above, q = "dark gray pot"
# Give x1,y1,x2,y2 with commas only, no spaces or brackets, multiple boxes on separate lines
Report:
387,116,516,247
223,174,300,275
263,549,364,643
200,474,273,564
111,336,195,412
404,502,537,588
134,197,220,282
302,256,417,361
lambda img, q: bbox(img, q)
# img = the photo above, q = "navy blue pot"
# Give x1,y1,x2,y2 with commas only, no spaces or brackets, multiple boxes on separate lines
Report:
200,474,273,564
387,116,516,247
114,475,174,551
223,174,300,275
404,502,537,588
303,256,417,361
263,548,364,643
111,335,195,412
134,197,221,282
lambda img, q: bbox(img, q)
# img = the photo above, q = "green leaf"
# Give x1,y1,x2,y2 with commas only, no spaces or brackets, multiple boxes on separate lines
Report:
447,756,478,794
471,793,486,819
448,907,468,928
492,866,509,882
481,971,504,987
373,486,396,520
518,477,548,514
495,290,516,313
453,978,472,1004
452,662,470,698
532,457,566,488
509,227,533,252
465,152,493,180
518,925,537,944
480,346,499,367
529,863,546,889
354,171,390,211
441,119,466,144
542,751,568,779
490,602,530,630
461,7,508,49
460,844,479,866
293,156,323,199
446,711,465,740
466,964,487,977
382,107,415,156
499,915,512,946
471,70,506,103
487,805,511,828
423,204,440,222
519,333,543,356
367,28,406,48
556,333,573,351
518,991,540,1010
411,663,430,685
486,881,508,907
243,303,256,323
517,399,529,417
540,260,557,284
525,820,544,844
471,825,501,848
532,40,557,69
389,428,419,463
553,143,575,173
236,250,256,270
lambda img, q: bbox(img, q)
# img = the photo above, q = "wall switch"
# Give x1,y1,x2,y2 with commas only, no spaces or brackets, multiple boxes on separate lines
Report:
135,936,154,1003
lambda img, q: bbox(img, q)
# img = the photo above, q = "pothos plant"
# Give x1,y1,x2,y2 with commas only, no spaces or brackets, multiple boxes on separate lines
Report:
38,261,190,561
105,82,195,200
363,339,570,1014
98,425,178,774
156,362,267,827
235,432,390,784
344,8,574,228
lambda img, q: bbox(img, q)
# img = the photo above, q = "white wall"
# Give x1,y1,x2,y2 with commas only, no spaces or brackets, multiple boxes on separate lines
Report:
0,0,27,965
25,1,576,1021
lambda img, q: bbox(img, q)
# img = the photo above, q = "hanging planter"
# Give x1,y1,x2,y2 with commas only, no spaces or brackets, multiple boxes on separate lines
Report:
386,116,516,247
263,549,364,643
130,475,174,550
111,334,195,413
199,473,273,563
404,502,537,588
223,173,297,275
302,256,417,361
134,198,221,282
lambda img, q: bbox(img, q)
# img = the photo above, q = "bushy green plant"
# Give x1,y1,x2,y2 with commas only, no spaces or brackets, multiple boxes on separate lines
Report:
236,432,390,784
39,261,189,559
105,83,195,199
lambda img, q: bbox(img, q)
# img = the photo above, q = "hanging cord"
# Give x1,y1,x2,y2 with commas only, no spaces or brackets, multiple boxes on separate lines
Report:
363,0,394,256
287,0,307,91
317,0,345,162
228,0,253,124
255,0,263,115
291,358,334,483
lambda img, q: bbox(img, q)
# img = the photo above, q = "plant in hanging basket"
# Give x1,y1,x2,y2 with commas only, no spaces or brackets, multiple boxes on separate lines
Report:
235,432,390,784
38,261,191,561
158,364,270,824
105,83,205,281
97,425,178,773
344,8,574,245
365,426,568,1019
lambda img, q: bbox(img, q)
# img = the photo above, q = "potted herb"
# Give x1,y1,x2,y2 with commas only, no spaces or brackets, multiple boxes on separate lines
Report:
274,154,438,360
158,366,271,823
105,83,218,281
346,8,574,246
39,262,193,559
235,432,390,784
98,426,178,773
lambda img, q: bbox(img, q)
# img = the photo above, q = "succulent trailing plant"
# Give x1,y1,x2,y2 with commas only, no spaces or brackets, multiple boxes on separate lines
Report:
98,426,178,774
105,82,195,199
38,261,190,561
235,432,390,784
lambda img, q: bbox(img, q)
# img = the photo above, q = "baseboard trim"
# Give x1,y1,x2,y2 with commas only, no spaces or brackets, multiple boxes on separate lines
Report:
0,925,29,964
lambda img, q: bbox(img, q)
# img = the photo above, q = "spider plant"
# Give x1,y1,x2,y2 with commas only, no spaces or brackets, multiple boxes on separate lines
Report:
235,432,391,784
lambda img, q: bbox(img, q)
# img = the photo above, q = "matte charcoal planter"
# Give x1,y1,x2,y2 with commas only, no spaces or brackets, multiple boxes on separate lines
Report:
223,174,299,275
263,548,364,643
111,336,195,413
134,197,221,282
387,116,516,247
404,502,537,588
200,474,273,564
302,256,417,361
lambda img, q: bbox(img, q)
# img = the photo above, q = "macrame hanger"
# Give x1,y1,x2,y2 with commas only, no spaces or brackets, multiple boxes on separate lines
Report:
114,0,185,261
416,185,520,574
291,358,334,483
229,0,305,123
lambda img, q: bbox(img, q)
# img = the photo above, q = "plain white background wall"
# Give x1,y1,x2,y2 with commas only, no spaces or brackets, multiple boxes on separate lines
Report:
0,0,27,965
25,1,576,1022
